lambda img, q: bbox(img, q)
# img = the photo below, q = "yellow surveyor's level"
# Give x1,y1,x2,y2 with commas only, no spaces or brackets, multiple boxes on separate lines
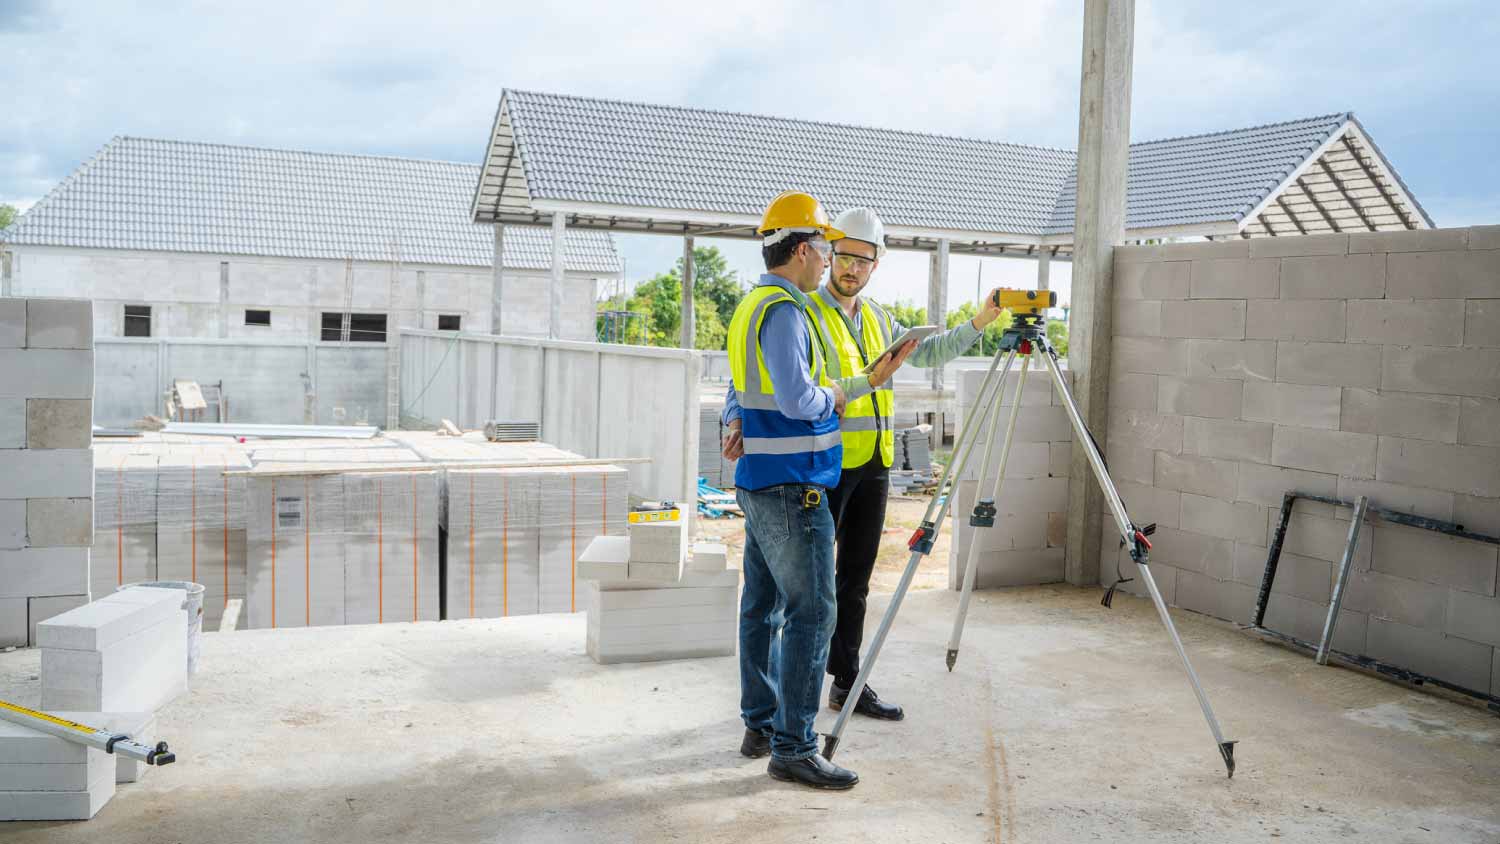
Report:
629,508,680,524
991,289,1058,313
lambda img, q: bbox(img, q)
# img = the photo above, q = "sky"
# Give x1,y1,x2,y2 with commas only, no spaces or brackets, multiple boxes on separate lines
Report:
4,0,1498,311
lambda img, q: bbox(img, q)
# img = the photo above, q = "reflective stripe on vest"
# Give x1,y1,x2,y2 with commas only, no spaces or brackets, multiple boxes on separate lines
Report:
806,289,896,469
727,284,842,491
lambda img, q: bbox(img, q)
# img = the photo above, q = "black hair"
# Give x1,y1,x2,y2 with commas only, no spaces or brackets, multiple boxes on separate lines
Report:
761,230,816,270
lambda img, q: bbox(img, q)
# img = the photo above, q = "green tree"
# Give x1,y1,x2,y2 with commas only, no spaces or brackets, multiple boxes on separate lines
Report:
612,270,729,350
886,300,926,328
676,246,744,328
1046,319,1069,358
0,204,16,231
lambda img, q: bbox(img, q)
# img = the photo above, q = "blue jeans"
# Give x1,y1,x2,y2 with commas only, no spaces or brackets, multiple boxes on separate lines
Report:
737,483,837,761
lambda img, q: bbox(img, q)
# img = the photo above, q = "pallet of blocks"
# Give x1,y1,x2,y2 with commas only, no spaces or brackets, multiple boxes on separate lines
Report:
445,464,629,619
91,448,159,601
577,513,739,664
153,448,250,631
245,469,441,628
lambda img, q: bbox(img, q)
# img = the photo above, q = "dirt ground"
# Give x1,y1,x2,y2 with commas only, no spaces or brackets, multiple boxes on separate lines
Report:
695,493,952,592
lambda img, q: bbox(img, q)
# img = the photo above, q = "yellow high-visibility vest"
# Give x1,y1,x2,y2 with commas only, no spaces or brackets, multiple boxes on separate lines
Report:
804,288,895,469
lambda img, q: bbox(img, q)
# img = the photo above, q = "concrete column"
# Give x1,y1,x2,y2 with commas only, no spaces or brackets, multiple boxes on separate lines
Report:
927,239,950,450
1063,0,1134,587
1037,249,1052,291
2,250,12,297
549,215,566,340
491,224,505,335
680,236,695,349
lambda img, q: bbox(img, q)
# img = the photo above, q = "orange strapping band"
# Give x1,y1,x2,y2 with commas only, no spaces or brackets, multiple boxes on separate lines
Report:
377,477,384,624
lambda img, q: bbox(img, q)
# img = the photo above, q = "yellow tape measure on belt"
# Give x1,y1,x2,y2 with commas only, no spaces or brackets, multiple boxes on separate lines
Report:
628,509,680,524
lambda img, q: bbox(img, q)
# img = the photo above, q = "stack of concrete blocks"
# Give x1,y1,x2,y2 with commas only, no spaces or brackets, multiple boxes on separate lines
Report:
445,463,628,619
245,469,441,628
0,717,115,820
37,586,188,712
1105,226,1500,699
948,364,1075,589
154,449,251,630
245,474,348,628
51,711,156,785
342,470,441,625
578,518,738,663
0,297,95,647
91,446,159,601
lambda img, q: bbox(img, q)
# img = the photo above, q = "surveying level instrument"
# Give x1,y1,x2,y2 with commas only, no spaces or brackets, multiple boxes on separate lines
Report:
0,699,176,766
822,300,1238,778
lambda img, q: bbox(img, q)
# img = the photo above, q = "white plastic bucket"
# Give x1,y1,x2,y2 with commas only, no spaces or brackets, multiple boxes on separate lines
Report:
119,581,205,677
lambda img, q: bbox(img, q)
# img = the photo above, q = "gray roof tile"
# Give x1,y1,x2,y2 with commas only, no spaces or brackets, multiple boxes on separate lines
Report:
1,136,621,273
501,90,1354,238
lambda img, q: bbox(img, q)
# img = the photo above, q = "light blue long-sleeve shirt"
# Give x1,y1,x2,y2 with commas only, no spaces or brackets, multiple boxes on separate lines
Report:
721,274,835,426
723,283,983,425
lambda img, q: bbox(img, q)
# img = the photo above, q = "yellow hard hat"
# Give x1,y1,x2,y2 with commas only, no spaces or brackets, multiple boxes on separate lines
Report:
758,191,845,243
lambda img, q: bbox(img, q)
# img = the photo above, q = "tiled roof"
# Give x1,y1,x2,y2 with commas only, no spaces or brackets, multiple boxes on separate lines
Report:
1,136,622,273
494,90,1380,238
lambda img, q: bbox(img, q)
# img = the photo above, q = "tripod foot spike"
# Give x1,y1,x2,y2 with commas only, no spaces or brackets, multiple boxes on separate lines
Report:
1219,741,1237,778
822,734,840,761
945,649,957,672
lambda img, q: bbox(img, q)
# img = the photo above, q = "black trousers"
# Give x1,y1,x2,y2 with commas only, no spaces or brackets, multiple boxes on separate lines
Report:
824,454,889,688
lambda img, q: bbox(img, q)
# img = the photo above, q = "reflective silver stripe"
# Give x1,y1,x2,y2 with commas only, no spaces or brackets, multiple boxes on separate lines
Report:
805,305,843,380
742,431,843,455
739,392,781,410
740,290,792,395
839,416,894,432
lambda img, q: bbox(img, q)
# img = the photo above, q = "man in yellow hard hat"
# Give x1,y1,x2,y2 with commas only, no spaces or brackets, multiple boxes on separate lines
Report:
804,206,1007,722
721,191,915,790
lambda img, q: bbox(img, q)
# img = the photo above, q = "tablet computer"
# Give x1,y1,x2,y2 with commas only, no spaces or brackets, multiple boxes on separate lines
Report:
861,325,939,374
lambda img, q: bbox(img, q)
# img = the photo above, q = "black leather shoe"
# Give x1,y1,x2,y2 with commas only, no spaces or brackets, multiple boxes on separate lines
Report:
829,682,905,721
767,754,859,790
740,728,771,758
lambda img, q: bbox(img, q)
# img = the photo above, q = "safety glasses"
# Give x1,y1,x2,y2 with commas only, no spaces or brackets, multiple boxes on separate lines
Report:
832,252,876,271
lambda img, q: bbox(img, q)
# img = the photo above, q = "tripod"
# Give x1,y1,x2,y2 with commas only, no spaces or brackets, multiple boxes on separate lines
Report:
822,309,1237,778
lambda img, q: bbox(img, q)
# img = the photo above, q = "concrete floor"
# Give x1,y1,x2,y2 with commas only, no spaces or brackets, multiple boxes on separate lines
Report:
2,585,1498,843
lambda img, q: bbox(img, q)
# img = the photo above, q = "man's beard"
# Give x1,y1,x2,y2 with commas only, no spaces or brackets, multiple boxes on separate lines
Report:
831,274,864,298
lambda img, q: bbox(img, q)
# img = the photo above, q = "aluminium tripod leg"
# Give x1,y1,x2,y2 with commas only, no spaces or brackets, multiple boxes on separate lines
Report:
947,351,1031,671
822,348,1020,761
1037,347,1237,777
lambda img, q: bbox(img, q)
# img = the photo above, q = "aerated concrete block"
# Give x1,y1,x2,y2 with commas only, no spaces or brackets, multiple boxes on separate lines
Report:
1112,337,1189,376
1382,346,1500,399
1376,436,1500,498
0,598,25,647
1276,341,1381,390
25,399,92,449
576,535,630,582
0,300,24,348
0,399,23,448
1371,523,1497,596
1235,462,1338,508
1115,261,1189,300
1185,339,1276,382
1161,300,1246,340
1109,370,1157,411
1271,425,1377,478
949,547,1064,590
1179,494,1265,545
1157,377,1242,420
0,349,94,399
1347,299,1464,347
1465,300,1500,348
341,472,440,625
1154,453,1238,500
1387,249,1500,299
1112,299,1161,337
1349,228,1469,254
1341,389,1459,443
689,542,727,573
1365,616,1493,692
1335,477,1454,521
35,587,183,651
1271,512,1373,568
1248,233,1348,259
1245,299,1347,342
1280,254,1386,299
26,498,93,547
628,520,685,565
40,610,187,712
1458,398,1500,448
1115,480,1180,529
1108,409,1182,453
24,299,93,351
1242,381,1341,430
1147,526,1234,579
0,448,93,499
1182,417,1273,463
0,548,90,598
1340,568,1447,630
1455,495,1500,537
1188,258,1279,299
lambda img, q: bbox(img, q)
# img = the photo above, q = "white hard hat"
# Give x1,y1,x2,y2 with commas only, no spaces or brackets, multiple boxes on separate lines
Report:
831,208,886,259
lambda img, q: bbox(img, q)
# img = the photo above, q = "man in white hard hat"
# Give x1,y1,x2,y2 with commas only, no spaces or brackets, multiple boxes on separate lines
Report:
802,207,1008,721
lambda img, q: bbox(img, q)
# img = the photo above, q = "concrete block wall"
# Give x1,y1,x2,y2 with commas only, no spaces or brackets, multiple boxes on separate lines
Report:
0,297,94,646
1108,227,1500,697
7,245,606,342
948,365,1075,589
